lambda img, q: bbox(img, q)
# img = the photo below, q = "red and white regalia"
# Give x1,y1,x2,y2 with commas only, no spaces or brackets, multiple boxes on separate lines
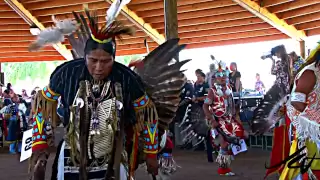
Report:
205,83,245,176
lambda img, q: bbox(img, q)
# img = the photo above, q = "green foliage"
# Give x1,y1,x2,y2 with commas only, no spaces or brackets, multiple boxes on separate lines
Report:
2,61,63,85
115,54,144,66
2,54,143,85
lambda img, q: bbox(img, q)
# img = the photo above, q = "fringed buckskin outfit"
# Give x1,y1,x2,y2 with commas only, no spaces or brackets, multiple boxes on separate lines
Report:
27,1,189,180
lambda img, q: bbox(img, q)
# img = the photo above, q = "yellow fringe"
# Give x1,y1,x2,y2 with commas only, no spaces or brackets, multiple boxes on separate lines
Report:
133,100,158,134
32,90,59,128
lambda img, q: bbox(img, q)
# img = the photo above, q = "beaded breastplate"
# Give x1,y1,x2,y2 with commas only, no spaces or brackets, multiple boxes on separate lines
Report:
210,84,233,119
67,80,118,165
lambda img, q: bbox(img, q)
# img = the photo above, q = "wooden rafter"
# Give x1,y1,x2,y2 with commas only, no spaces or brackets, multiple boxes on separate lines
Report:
4,0,73,60
106,0,165,45
232,0,307,41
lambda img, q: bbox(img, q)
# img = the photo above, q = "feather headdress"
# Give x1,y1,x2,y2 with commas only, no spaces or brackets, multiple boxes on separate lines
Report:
84,5,135,44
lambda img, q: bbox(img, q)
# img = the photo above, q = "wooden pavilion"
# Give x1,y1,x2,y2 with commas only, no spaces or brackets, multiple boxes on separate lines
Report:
0,0,320,63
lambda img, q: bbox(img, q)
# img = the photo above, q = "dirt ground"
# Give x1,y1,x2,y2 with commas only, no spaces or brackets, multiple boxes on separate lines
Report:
0,148,279,180
0,127,279,180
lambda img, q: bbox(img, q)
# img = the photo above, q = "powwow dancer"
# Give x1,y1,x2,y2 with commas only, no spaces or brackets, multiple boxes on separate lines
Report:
1,94,27,154
203,61,247,176
27,1,189,180
262,44,320,180
157,131,178,180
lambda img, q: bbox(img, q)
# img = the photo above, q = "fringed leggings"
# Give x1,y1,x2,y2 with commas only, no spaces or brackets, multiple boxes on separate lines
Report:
215,134,234,175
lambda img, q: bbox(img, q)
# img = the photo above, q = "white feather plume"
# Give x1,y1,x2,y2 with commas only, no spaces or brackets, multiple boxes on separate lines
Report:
29,28,64,51
52,15,78,35
105,0,131,27
28,16,79,51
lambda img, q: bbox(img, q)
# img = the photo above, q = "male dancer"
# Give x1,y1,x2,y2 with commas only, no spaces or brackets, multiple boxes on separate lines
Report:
203,61,246,176
28,3,188,180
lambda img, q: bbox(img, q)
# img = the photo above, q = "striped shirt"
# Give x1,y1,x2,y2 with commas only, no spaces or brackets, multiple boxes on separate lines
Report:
49,58,145,126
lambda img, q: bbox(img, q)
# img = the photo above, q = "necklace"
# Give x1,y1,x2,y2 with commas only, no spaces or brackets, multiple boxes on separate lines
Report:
85,80,111,135
92,80,104,94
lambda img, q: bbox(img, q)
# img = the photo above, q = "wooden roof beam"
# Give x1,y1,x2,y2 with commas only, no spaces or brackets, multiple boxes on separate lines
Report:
106,0,165,45
0,56,66,62
232,0,306,41
0,46,58,52
287,12,320,25
4,0,73,60
268,0,320,14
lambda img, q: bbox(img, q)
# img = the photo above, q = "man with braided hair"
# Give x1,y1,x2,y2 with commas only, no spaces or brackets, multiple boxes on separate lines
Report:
27,2,188,180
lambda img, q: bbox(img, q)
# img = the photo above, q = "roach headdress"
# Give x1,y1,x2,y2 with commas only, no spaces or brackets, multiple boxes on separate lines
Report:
214,61,227,78
83,6,135,57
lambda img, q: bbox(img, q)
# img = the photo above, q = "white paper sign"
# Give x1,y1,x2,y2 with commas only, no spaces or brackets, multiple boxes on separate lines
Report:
231,139,247,156
20,129,33,162
211,129,218,139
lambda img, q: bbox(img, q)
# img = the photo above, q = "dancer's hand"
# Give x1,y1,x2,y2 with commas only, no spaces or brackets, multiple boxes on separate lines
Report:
208,117,219,128
146,157,158,175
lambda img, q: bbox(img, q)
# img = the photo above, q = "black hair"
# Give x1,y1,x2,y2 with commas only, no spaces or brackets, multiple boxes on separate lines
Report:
195,69,203,74
31,90,36,96
198,71,206,78
6,83,11,90
4,89,9,94
84,38,116,58
271,45,286,56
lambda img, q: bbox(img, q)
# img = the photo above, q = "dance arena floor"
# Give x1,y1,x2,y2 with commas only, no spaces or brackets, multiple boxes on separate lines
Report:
0,127,279,180
0,148,280,180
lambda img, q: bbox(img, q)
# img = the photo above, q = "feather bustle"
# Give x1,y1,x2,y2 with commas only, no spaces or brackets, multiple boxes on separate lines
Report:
133,38,189,125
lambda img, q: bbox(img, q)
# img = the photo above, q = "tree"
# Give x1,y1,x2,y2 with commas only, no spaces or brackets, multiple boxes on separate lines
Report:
2,54,144,86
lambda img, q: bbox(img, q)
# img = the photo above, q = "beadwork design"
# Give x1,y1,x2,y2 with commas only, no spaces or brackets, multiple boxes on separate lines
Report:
143,119,158,154
42,86,60,101
133,94,149,110
32,112,48,151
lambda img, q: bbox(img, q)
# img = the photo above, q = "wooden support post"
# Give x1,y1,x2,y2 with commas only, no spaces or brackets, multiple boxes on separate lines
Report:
164,0,179,61
299,41,306,59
